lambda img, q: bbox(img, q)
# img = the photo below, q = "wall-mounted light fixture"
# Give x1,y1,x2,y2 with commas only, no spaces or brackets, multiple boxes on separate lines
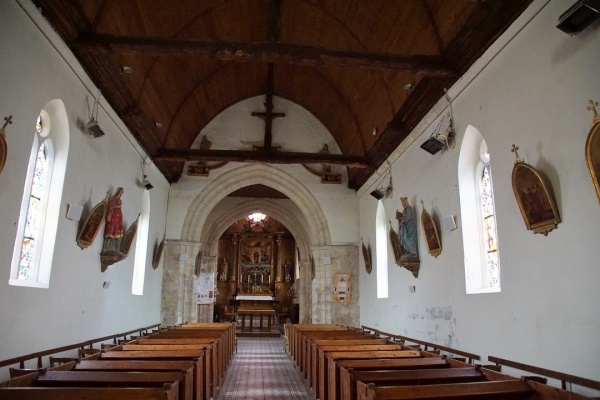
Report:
557,0,600,36
85,94,104,138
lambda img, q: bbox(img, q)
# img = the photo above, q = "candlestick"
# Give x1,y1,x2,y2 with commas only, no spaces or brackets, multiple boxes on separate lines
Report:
269,274,271,284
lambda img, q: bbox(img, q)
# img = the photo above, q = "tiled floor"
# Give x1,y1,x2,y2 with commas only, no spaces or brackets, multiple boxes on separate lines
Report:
214,337,315,400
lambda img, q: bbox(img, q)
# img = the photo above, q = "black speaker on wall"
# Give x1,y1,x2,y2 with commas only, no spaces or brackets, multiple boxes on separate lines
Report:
557,0,600,36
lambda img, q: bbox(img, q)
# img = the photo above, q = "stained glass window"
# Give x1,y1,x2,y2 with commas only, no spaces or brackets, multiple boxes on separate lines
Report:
18,128,50,280
479,165,500,288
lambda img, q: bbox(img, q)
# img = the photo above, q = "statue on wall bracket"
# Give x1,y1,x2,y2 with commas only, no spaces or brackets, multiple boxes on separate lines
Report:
585,100,600,206
393,196,420,278
511,144,560,236
187,135,229,177
361,238,372,274
100,187,139,271
302,144,342,184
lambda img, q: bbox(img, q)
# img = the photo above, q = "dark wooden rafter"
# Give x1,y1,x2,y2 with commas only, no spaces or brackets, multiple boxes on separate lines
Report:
71,35,457,78
348,0,534,190
153,148,372,169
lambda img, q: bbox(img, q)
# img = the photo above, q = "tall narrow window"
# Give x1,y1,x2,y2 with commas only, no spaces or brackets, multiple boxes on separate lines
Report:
18,125,51,280
458,126,501,294
375,200,388,298
480,164,500,288
132,190,150,295
10,100,69,288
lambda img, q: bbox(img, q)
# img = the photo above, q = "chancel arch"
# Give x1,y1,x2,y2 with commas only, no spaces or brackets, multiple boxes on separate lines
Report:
181,163,331,246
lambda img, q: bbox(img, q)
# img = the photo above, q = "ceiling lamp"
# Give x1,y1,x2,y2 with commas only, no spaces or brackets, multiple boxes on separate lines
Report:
248,212,267,222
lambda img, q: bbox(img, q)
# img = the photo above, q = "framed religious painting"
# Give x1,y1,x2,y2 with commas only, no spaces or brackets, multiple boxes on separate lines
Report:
420,201,442,258
511,145,560,236
585,100,600,205
152,237,165,269
76,200,106,250
119,215,140,257
361,239,372,274
0,116,12,175
388,223,402,266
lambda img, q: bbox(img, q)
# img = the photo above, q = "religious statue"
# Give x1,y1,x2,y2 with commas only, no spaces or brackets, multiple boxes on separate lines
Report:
395,196,420,277
103,187,124,251
284,260,293,282
396,197,418,257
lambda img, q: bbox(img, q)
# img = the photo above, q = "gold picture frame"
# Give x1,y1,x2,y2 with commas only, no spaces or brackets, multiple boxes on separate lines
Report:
119,215,140,257
76,200,106,250
420,201,442,258
388,222,403,265
511,144,560,236
0,116,13,175
361,239,372,274
585,100,600,205
152,237,165,270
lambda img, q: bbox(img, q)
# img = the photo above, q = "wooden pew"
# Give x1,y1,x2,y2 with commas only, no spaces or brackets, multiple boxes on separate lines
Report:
323,350,422,400
339,367,487,400
2,370,191,400
99,350,209,400
355,380,535,400
0,383,179,400
311,344,404,395
287,324,350,362
307,338,391,389
72,360,197,400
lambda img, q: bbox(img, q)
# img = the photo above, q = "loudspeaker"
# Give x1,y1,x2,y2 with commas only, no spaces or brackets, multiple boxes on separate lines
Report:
557,0,600,36
370,189,384,200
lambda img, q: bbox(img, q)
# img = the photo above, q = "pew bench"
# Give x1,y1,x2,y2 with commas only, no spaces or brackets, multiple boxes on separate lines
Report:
0,383,179,400
2,370,191,400
339,367,487,400
72,359,201,400
355,380,535,400
99,350,210,400
322,350,422,400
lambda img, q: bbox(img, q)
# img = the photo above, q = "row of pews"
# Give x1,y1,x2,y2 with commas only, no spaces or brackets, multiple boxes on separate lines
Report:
287,324,593,400
0,322,235,400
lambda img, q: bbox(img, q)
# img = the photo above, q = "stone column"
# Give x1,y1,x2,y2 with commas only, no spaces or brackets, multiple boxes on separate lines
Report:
231,235,239,285
310,244,359,326
161,240,202,326
275,234,283,282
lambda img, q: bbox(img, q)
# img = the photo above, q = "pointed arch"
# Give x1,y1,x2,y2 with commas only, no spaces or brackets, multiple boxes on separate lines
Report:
181,164,331,246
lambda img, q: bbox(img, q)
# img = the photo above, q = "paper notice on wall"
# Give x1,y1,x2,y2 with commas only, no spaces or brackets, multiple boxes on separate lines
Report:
197,272,215,304
333,273,351,303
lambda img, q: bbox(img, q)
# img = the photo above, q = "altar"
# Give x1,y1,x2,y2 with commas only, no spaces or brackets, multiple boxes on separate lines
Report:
236,294,276,331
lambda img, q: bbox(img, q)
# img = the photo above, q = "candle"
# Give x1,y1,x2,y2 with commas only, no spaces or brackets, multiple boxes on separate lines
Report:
261,275,263,285
269,274,271,284
248,275,250,284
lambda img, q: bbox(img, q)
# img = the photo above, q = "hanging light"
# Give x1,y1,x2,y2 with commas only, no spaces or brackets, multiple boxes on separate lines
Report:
248,212,267,222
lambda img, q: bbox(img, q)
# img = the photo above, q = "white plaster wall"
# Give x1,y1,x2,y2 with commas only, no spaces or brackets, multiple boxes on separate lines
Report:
166,96,359,246
359,0,600,387
0,1,168,379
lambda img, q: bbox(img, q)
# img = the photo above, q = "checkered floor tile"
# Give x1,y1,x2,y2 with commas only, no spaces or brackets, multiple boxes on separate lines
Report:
214,337,315,400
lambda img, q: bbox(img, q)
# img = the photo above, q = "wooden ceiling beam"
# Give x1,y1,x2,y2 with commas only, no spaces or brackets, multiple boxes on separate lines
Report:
71,34,457,77
153,148,372,169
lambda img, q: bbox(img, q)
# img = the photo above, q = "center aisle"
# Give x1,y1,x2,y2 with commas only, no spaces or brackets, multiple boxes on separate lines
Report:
215,337,315,400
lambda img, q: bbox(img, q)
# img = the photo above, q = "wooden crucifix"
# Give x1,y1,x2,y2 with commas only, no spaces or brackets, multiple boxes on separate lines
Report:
251,64,285,151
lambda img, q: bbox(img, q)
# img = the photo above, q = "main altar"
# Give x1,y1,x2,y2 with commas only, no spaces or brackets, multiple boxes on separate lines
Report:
214,213,297,329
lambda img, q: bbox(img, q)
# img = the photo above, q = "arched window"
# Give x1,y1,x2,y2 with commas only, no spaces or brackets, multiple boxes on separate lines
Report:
458,126,501,294
375,200,388,298
10,100,69,288
132,190,150,295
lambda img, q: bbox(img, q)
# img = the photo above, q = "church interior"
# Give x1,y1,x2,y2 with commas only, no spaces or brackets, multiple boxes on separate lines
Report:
1,0,599,398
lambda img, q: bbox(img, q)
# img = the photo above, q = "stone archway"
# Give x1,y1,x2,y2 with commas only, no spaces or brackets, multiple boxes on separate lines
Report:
181,164,331,246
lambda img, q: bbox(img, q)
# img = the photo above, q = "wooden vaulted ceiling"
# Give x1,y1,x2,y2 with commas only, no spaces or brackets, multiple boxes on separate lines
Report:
34,0,532,190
